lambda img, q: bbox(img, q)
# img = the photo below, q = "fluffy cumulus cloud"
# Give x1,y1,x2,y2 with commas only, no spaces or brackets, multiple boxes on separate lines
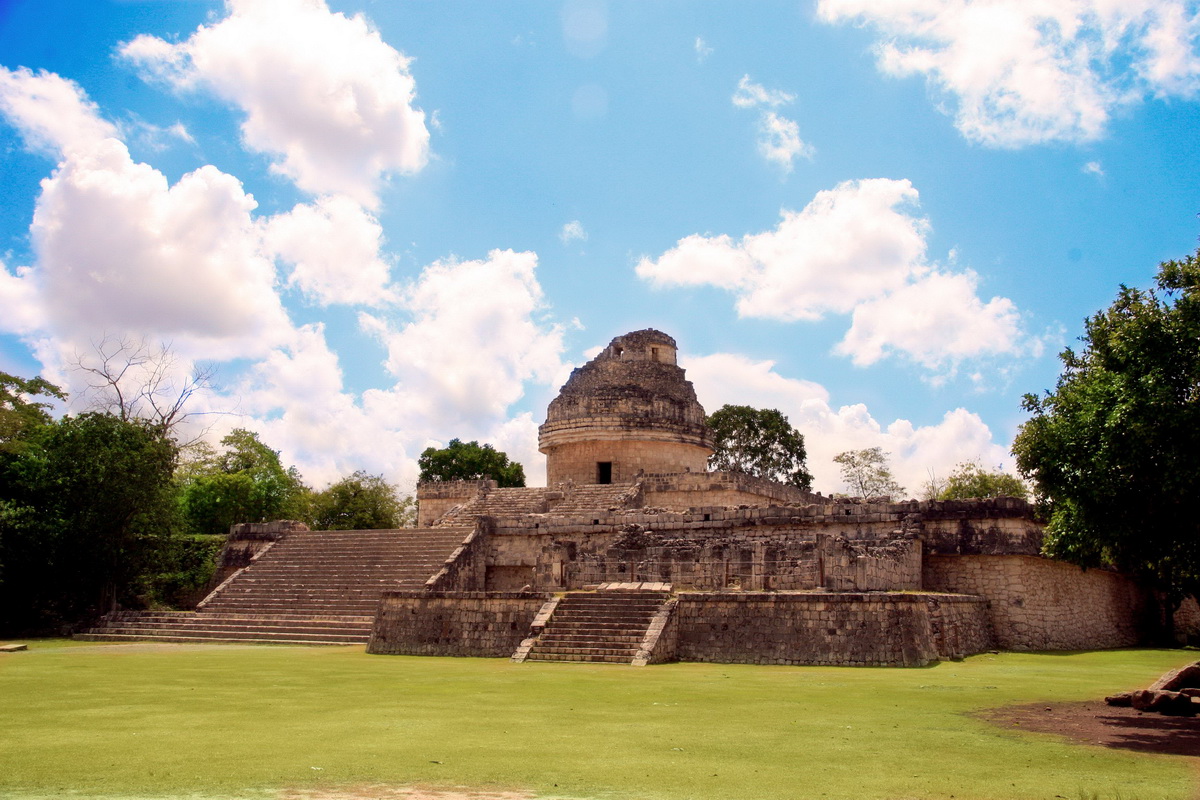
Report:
637,178,1028,372
817,0,1200,147
120,0,430,205
683,352,1013,494
0,66,291,361
731,76,812,171
0,66,561,490
0,67,118,157
262,195,394,306
559,219,588,244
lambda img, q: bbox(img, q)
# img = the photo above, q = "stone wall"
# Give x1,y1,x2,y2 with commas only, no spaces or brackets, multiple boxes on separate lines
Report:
368,591,548,657
639,471,821,510
416,480,495,527
423,523,488,592
923,554,1146,650
671,592,992,667
543,439,711,486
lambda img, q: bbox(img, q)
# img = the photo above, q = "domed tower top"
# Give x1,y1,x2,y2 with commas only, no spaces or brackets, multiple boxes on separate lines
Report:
538,329,714,485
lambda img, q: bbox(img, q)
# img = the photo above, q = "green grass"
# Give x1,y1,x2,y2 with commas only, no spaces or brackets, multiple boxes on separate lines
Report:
0,641,1195,800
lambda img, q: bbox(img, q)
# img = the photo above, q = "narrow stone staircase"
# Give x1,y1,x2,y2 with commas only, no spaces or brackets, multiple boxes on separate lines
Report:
520,585,673,664
77,526,472,646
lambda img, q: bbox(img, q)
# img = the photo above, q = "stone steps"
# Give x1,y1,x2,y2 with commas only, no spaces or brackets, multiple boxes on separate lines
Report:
523,590,670,665
78,526,470,646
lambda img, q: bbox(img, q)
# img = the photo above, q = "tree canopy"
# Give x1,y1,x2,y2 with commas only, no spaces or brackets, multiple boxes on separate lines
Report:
935,461,1029,501
0,407,179,631
1012,247,1200,620
418,439,526,487
706,404,812,490
0,373,64,454
834,447,905,499
309,471,414,530
176,428,308,536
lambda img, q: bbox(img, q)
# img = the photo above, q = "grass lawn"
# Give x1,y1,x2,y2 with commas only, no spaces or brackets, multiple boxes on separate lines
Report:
0,641,1195,800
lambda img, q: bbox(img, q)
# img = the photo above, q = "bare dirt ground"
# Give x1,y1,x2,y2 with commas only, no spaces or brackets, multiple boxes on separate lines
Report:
980,700,1200,757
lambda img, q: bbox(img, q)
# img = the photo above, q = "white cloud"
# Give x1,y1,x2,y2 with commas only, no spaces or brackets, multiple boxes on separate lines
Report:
263,195,394,306
695,36,713,62
1083,160,1105,176
638,178,1030,373
731,76,812,172
559,219,588,245
120,0,430,206
836,270,1024,369
683,351,1014,495
358,249,568,437
0,260,46,335
757,111,814,172
817,0,1200,147
25,139,291,356
0,66,118,157
732,75,796,108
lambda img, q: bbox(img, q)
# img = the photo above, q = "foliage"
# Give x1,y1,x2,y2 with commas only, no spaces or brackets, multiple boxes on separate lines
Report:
309,471,413,530
833,447,905,498
176,428,309,536
147,534,225,608
0,412,179,632
1012,247,1200,617
937,461,1029,501
0,645,1192,800
706,404,813,490
418,438,525,487
0,373,64,454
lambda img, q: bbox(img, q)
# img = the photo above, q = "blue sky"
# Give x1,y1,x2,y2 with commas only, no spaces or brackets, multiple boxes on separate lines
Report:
1,0,1198,494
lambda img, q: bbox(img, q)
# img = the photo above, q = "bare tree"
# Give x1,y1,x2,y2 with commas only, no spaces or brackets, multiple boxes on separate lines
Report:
70,334,222,446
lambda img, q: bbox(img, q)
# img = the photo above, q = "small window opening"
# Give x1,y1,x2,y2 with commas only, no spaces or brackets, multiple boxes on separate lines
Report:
612,345,624,358
597,461,613,484
650,347,659,362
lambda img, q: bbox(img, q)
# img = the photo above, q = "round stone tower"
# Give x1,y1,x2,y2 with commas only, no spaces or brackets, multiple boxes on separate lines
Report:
538,329,714,485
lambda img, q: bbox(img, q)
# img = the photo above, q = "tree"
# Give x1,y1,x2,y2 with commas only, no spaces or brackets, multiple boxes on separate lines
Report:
309,471,413,530
706,404,812,490
0,373,65,454
937,461,1029,501
0,412,179,631
833,447,905,498
177,429,309,536
70,335,218,446
418,439,526,487
1012,247,1200,631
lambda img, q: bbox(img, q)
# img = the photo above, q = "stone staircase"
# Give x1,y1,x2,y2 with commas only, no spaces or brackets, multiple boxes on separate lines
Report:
519,585,673,664
77,527,472,646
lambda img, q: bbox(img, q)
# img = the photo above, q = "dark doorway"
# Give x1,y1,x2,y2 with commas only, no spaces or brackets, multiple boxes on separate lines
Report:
597,462,613,484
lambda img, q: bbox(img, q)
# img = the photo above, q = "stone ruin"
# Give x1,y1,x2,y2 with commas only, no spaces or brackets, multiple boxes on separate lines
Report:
79,328,1165,666
378,329,1154,666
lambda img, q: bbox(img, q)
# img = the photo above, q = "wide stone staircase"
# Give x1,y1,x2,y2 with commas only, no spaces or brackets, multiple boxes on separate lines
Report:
518,585,674,665
77,526,472,646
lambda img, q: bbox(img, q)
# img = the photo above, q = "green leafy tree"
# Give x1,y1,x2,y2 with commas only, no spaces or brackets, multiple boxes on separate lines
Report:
177,429,309,536
0,373,65,454
937,461,1029,501
309,471,412,530
834,447,905,499
706,404,813,490
418,439,525,487
1012,247,1200,630
0,412,179,632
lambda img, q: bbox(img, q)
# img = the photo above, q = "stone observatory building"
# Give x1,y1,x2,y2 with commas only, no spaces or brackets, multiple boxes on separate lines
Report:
82,328,1164,666
539,329,713,486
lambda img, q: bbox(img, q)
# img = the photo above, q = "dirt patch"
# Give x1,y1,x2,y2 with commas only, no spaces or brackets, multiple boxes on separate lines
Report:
980,700,1200,757
277,787,535,800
